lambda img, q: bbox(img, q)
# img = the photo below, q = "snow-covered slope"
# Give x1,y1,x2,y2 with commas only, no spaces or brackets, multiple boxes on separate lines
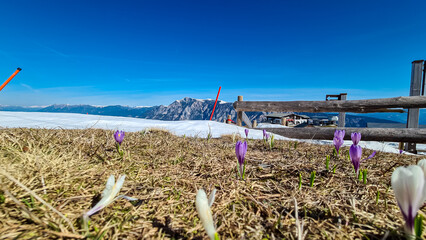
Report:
0,111,417,154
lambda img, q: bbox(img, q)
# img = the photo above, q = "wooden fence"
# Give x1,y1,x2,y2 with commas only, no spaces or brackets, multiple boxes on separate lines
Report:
233,60,426,152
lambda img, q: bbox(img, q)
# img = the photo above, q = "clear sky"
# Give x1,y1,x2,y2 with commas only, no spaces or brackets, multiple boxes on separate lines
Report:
0,0,425,106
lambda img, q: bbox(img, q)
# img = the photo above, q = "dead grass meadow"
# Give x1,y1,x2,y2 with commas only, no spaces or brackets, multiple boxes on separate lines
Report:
0,128,423,239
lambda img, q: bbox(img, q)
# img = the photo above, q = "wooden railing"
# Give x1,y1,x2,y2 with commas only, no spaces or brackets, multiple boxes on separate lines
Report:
233,96,424,113
233,96,426,145
233,60,426,153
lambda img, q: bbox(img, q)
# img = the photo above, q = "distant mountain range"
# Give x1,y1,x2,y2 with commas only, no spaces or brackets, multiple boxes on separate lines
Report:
1,97,424,127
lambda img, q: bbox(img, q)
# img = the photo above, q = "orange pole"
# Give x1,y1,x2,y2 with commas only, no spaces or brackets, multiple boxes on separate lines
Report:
209,86,222,120
0,68,22,92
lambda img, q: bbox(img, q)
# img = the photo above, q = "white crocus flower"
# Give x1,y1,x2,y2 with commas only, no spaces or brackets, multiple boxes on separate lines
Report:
417,159,426,176
417,159,426,203
196,189,219,240
84,175,137,217
391,165,425,235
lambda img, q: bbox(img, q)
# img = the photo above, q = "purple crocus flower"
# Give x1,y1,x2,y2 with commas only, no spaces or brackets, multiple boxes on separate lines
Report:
263,129,267,139
245,129,249,138
265,133,270,141
333,129,345,153
334,129,345,140
114,130,125,145
333,137,344,153
235,141,247,178
399,149,404,154
350,144,376,176
351,132,361,145
350,145,362,175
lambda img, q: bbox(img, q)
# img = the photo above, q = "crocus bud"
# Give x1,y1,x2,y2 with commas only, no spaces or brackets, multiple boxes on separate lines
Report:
196,189,217,240
417,159,426,176
235,141,247,178
351,132,361,145
334,129,345,140
333,136,344,153
391,165,425,235
333,130,345,154
416,159,426,203
349,145,362,176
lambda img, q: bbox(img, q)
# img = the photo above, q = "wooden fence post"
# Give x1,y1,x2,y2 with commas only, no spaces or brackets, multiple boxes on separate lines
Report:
405,60,425,153
242,112,253,128
237,96,243,126
252,120,257,128
226,115,232,124
399,142,404,152
338,93,347,127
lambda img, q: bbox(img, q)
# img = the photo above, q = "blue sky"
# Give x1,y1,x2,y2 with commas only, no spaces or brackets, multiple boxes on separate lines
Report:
0,0,425,106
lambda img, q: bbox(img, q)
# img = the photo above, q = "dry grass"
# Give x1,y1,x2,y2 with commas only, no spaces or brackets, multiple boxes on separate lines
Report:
0,128,423,239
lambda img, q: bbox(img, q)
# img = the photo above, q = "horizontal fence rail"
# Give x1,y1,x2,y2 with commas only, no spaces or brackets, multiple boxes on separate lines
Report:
233,61,425,152
233,96,426,113
265,127,426,143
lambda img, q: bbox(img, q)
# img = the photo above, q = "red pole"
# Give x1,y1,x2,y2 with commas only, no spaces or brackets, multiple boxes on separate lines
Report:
209,86,222,120
0,68,22,92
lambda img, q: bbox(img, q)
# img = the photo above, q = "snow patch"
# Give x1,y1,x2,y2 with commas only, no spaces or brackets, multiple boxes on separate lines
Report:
0,111,421,155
